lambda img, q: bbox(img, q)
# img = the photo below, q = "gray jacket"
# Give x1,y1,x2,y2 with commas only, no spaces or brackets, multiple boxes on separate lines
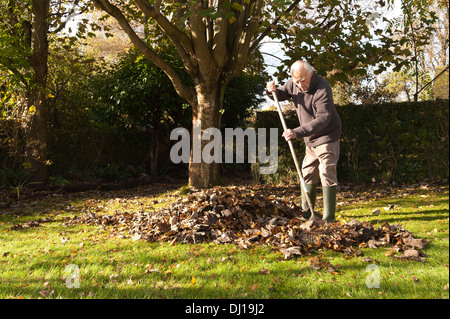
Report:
267,72,342,147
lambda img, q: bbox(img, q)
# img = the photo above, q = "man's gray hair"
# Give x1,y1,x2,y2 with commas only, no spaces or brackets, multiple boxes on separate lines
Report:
291,60,314,76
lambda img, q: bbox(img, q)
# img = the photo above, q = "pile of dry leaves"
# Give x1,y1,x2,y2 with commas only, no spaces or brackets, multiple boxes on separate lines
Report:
63,185,429,261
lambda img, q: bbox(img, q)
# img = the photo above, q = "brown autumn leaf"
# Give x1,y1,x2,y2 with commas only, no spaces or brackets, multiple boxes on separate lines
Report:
402,233,429,250
280,246,302,259
307,255,337,271
384,250,395,257
10,220,40,230
403,249,420,258
259,268,270,274
39,290,54,298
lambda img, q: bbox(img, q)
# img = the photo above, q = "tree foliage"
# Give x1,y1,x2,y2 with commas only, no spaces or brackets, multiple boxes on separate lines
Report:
0,0,113,182
386,0,440,101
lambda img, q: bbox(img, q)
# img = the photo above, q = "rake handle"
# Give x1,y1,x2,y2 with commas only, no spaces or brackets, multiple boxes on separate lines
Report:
272,90,316,215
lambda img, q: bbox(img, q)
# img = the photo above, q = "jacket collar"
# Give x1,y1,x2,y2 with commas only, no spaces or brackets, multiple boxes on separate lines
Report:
305,72,318,93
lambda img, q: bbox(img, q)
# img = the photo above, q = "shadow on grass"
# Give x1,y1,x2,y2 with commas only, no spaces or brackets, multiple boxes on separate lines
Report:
341,209,449,223
374,210,448,224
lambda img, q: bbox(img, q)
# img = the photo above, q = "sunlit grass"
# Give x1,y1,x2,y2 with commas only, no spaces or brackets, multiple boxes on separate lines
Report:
0,184,448,299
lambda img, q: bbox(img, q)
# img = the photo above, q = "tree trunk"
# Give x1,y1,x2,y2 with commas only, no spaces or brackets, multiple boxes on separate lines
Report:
92,0,268,188
25,0,49,184
189,83,223,188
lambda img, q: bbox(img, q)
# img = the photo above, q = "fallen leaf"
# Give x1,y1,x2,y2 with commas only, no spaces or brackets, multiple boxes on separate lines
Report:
251,283,258,292
384,250,395,257
131,233,141,242
39,290,54,298
411,275,419,283
403,249,420,258
191,276,196,285
145,265,159,273
402,234,429,250
280,246,302,259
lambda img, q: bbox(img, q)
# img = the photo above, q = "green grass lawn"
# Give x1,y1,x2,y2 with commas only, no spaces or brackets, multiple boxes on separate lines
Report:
0,183,448,299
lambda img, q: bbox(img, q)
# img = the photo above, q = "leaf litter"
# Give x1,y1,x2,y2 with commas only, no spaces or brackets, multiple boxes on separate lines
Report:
55,185,429,261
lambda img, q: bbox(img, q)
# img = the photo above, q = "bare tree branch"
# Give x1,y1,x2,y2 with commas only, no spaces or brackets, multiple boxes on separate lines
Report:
212,0,229,67
50,1,89,34
227,0,263,77
249,0,302,53
189,0,216,77
134,0,196,64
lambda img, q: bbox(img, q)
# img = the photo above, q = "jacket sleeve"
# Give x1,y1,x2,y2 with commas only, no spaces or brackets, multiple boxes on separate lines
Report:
265,80,293,102
293,86,333,138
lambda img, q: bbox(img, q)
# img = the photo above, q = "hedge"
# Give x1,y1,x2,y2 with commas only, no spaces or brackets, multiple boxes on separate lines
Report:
254,99,449,184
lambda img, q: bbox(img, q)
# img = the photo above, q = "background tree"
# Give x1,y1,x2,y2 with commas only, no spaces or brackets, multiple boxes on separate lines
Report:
0,0,95,183
1,0,50,183
367,0,447,103
81,9,133,62
276,0,414,85
424,0,449,70
387,0,439,101
332,69,399,105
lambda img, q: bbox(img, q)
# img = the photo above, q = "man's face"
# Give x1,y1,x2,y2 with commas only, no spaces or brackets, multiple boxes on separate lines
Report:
292,69,313,92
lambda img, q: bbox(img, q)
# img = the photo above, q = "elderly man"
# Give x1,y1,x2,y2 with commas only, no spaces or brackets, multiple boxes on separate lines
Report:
266,60,342,223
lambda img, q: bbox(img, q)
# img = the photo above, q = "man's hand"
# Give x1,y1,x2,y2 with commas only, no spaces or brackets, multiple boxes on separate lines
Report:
266,81,277,93
282,129,297,141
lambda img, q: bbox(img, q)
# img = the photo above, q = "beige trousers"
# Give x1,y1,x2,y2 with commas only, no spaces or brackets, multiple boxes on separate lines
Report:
302,141,340,187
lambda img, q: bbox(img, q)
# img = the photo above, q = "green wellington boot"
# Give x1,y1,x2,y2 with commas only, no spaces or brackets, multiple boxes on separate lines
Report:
301,183,317,218
322,186,337,223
